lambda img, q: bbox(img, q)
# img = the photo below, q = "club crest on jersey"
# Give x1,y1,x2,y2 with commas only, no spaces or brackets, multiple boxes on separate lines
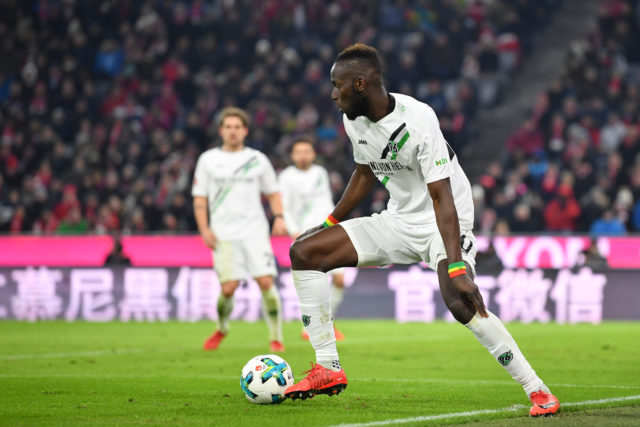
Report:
301,315,311,327
388,141,399,156
498,350,513,366
381,122,408,160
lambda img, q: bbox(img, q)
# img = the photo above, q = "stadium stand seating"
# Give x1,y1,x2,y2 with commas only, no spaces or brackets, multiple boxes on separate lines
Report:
1,0,561,233
475,0,640,234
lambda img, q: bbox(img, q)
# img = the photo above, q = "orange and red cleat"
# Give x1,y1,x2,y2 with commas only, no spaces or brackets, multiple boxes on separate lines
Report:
285,362,348,400
203,331,226,351
269,340,285,352
529,390,560,417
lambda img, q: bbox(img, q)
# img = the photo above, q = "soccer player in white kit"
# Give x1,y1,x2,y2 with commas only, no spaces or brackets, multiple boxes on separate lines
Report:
284,44,560,417
278,137,346,341
192,107,287,353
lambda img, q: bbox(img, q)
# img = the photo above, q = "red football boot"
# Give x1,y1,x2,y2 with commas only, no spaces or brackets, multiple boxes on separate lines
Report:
285,362,347,400
269,340,285,352
203,331,226,351
529,390,560,416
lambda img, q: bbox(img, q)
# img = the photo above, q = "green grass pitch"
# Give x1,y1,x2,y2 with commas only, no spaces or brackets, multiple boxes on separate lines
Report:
1,320,639,426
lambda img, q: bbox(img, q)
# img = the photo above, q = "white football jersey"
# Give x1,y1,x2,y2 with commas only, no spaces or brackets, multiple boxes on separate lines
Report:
191,147,279,240
343,93,474,231
278,164,335,235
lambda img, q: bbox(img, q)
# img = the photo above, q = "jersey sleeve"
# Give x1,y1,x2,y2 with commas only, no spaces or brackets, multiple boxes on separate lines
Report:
191,154,209,197
278,170,301,235
258,153,279,195
416,107,453,184
343,116,367,165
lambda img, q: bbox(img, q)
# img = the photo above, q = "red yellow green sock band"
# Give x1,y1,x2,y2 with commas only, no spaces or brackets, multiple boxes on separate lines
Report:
322,214,340,229
448,261,466,278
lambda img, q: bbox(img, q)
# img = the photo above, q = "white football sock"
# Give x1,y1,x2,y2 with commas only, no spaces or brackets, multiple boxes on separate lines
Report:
465,311,549,397
292,270,340,371
261,285,283,342
330,284,344,316
216,294,233,334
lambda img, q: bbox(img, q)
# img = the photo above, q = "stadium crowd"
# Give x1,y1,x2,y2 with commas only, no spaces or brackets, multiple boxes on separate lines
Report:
1,0,561,234
474,0,640,235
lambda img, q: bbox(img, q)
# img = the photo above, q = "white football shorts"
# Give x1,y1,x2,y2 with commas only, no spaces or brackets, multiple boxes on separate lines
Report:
213,235,277,283
339,210,476,274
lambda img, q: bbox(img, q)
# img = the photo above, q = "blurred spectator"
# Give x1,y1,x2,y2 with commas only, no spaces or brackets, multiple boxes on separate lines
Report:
507,119,545,156
590,210,626,235
576,238,609,270
57,207,89,235
105,239,131,265
475,239,504,273
543,186,581,231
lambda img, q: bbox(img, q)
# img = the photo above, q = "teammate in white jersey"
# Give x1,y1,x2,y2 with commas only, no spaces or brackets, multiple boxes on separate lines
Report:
192,107,287,353
278,137,346,341
284,44,559,417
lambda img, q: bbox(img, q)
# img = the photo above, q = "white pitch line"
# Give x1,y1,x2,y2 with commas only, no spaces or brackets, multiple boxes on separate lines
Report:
329,395,640,427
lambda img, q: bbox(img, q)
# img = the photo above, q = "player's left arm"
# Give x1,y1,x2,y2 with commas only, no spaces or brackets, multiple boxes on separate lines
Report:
419,106,487,317
428,178,488,317
266,192,287,236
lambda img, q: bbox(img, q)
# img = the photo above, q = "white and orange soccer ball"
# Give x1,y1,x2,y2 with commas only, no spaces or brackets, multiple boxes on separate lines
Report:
240,354,294,404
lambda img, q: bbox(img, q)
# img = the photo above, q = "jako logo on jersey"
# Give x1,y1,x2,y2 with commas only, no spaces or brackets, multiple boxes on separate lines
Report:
435,158,448,166
358,139,368,145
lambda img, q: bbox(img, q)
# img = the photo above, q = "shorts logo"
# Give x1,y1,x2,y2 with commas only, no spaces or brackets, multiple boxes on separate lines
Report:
498,350,513,366
301,315,311,327
460,234,473,253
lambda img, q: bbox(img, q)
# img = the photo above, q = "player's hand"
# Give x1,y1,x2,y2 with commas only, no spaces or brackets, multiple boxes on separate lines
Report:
452,274,488,318
200,229,218,250
296,224,324,241
271,217,288,236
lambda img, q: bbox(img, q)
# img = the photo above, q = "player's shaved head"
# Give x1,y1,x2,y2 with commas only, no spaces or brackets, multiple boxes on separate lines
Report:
335,43,383,76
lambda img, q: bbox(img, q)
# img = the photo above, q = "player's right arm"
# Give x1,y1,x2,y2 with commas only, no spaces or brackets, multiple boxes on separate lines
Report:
193,196,217,250
296,164,375,240
191,153,217,250
332,163,376,220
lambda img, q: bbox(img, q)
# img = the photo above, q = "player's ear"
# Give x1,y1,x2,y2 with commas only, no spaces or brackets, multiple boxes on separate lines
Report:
353,76,366,92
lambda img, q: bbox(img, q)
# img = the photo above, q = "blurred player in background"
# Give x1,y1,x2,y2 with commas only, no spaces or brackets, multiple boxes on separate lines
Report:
278,137,346,341
192,107,287,353
284,44,559,417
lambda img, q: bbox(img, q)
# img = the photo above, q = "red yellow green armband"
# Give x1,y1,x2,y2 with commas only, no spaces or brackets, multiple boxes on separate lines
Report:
322,214,340,228
448,261,467,278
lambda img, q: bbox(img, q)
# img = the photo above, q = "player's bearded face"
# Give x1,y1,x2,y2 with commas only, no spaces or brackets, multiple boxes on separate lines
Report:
344,84,367,120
